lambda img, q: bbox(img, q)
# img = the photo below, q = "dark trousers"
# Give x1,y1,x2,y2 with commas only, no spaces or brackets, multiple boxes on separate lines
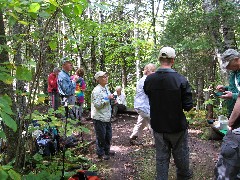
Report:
49,92,60,111
154,130,192,180
93,119,112,156
112,104,126,117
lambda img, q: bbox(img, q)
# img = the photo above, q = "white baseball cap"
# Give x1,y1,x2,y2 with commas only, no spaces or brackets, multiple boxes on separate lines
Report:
159,47,176,59
94,71,107,80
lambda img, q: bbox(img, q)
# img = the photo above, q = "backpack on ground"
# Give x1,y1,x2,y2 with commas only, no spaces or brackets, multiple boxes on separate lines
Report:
68,170,101,180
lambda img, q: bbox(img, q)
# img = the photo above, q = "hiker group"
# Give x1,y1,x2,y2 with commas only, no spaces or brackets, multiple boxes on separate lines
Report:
47,47,240,180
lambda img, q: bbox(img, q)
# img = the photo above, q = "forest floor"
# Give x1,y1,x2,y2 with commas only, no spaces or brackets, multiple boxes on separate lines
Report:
81,112,222,180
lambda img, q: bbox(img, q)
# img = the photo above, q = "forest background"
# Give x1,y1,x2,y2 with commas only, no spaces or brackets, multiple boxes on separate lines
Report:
0,0,239,179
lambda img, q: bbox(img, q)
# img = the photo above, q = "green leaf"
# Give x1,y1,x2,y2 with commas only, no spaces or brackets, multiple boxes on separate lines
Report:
18,20,29,25
63,5,71,16
0,130,6,139
0,72,13,84
14,7,22,13
15,66,32,81
8,169,21,180
0,169,8,180
49,0,59,7
80,126,90,133
8,12,18,20
33,153,43,162
1,166,12,171
39,11,50,18
0,112,17,132
28,3,40,13
49,41,57,50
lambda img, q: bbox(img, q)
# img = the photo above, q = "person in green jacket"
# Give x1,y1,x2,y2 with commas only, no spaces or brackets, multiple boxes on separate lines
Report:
216,70,240,117
215,49,240,179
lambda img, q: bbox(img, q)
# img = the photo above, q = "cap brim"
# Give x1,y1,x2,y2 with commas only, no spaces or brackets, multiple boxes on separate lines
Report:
220,61,229,70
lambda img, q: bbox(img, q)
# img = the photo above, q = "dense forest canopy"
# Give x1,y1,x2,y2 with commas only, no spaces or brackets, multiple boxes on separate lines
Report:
0,0,239,178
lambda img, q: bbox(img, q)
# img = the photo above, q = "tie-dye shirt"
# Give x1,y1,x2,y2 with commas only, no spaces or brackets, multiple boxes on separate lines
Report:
71,75,86,103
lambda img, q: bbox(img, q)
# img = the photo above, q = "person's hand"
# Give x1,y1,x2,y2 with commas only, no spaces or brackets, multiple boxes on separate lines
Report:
220,91,232,99
228,126,232,131
108,94,114,99
72,75,79,82
216,85,225,92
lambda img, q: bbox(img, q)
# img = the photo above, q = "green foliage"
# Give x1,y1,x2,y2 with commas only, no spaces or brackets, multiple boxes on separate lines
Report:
185,109,206,123
0,165,21,180
0,95,17,133
124,83,136,108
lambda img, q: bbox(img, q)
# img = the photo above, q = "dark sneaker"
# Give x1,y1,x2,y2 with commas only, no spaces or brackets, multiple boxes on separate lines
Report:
97,155,103,159
177,170,193,180
108,151,115,156
103,155,110,160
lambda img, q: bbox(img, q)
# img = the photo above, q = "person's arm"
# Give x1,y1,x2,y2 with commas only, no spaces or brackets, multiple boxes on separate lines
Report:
121,93,127,106
228,96,240,128
181,80,193,112
92,87,111,109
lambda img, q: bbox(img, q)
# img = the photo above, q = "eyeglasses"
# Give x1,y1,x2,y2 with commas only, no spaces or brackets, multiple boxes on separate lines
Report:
102,76,108,78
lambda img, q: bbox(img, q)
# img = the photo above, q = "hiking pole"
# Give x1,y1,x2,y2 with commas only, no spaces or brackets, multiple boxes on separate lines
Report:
61,97,68,180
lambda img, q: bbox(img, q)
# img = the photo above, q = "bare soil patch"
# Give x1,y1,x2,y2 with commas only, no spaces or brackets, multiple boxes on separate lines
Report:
82,113,222,180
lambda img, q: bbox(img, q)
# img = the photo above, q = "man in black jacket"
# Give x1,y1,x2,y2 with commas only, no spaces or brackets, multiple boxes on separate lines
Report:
144,47,193,180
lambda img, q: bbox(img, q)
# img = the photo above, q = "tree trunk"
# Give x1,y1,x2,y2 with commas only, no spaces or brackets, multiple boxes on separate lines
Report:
134,0,140,81
0,10,19,164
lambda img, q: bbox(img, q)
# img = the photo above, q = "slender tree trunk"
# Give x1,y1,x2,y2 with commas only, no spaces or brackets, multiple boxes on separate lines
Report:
134,0,140,81
0,10,19,164
151,0,157,46
99,0,105,70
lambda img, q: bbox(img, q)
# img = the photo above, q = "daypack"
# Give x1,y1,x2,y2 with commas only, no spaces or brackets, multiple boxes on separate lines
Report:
32,120,60,156
68,170,101,180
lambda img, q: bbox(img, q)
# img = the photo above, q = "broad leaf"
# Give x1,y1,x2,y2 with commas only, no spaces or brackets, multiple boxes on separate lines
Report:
49,41,57,50
0,130,6,139
0,169,8,180
0,112,17,132
33,153,43,161
18,20,29,25
1,166,12,171
49,0,59,7
15,66,32,81
8,169,21,180
28,3,41,13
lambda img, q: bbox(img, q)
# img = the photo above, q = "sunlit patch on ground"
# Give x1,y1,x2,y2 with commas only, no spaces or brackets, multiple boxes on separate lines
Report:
189,129,203,135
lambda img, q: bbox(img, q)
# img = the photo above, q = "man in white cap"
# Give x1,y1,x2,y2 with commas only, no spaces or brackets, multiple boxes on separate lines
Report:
91,71,115,160
144,47,193,180
214,49,240,179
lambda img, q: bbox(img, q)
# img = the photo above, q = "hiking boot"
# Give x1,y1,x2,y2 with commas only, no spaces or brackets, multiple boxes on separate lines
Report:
97,154,103,159
103,155,110,160
107,151,115,156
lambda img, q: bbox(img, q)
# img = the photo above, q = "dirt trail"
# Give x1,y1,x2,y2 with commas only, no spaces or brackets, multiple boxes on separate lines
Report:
84,113,222,180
